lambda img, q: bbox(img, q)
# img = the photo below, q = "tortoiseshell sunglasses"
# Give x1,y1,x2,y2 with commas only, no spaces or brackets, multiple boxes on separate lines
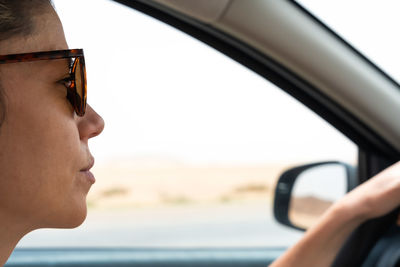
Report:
0,49,87,116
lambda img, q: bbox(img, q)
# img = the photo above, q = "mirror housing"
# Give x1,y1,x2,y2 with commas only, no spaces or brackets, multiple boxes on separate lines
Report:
273,161,357,231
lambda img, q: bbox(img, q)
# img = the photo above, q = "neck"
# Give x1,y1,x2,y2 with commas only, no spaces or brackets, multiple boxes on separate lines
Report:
0,215,30,266
0,239,19,266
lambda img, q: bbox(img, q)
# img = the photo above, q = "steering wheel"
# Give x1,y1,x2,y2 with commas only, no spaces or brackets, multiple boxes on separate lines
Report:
332,208,400,267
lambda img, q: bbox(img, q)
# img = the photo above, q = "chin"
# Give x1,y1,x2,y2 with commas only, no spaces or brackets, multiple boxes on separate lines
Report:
41,199,89,229
60,203,88,229
63,208,88,229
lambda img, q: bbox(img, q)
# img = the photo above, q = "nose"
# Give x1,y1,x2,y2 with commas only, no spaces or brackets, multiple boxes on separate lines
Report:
78,104,105,141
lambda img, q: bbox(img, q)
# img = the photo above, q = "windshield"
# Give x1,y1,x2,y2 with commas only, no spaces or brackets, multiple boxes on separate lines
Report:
296,0,400,85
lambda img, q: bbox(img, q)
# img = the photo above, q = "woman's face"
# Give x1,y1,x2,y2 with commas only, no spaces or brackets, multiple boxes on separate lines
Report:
0,7,104,231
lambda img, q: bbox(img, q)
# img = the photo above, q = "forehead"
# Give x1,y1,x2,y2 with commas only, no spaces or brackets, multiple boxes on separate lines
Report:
0,6,68,55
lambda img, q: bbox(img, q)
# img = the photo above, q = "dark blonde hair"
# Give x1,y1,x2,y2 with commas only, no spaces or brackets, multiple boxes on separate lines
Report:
0,0,53,125
0,0,53,41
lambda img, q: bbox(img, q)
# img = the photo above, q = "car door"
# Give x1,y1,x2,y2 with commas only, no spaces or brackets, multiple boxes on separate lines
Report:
6,0,400,266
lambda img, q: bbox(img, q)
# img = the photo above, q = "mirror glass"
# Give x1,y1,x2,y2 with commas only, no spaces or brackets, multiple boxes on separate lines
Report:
289,163,347,229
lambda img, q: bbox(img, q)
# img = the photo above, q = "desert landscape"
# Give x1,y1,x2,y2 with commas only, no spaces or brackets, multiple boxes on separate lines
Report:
89,158,293,210
289,196,333,229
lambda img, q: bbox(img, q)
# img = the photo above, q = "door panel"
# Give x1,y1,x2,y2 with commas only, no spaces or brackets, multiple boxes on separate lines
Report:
7,248,284,267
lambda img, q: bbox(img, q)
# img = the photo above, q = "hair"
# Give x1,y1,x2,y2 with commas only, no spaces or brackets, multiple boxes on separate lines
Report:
0,0,53,41
0,0,53,126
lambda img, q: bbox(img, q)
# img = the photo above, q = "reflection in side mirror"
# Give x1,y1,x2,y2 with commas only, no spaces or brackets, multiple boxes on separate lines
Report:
273,161,357,231
289,164,347,229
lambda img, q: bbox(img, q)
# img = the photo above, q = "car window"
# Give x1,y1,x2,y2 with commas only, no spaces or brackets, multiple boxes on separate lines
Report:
17,0,357,248
295,0,400,86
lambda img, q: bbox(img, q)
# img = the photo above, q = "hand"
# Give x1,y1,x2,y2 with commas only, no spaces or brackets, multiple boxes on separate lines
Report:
270,161,400,267
337,161,400,222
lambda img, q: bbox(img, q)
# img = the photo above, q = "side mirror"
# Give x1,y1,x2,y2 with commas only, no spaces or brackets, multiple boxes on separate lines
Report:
273,161,357,231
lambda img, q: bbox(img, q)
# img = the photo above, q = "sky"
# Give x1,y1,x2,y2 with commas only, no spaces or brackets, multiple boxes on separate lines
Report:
49,0,400,166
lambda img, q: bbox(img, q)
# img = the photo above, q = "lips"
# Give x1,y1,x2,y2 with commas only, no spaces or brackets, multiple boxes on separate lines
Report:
80,157,94,172
80,157,96,184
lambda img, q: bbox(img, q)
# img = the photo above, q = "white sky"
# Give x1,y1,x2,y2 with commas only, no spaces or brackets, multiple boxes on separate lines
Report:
50,0,400,165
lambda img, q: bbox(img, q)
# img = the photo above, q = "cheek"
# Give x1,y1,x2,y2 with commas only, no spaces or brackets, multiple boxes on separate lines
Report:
1,69,80,173
0,79,84,226
0,116,80,207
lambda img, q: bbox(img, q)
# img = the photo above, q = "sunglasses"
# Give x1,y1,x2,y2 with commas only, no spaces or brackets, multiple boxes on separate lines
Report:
0,49,87,116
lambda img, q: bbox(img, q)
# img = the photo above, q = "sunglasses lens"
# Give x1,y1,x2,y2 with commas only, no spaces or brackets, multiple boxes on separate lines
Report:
73,57,87,116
